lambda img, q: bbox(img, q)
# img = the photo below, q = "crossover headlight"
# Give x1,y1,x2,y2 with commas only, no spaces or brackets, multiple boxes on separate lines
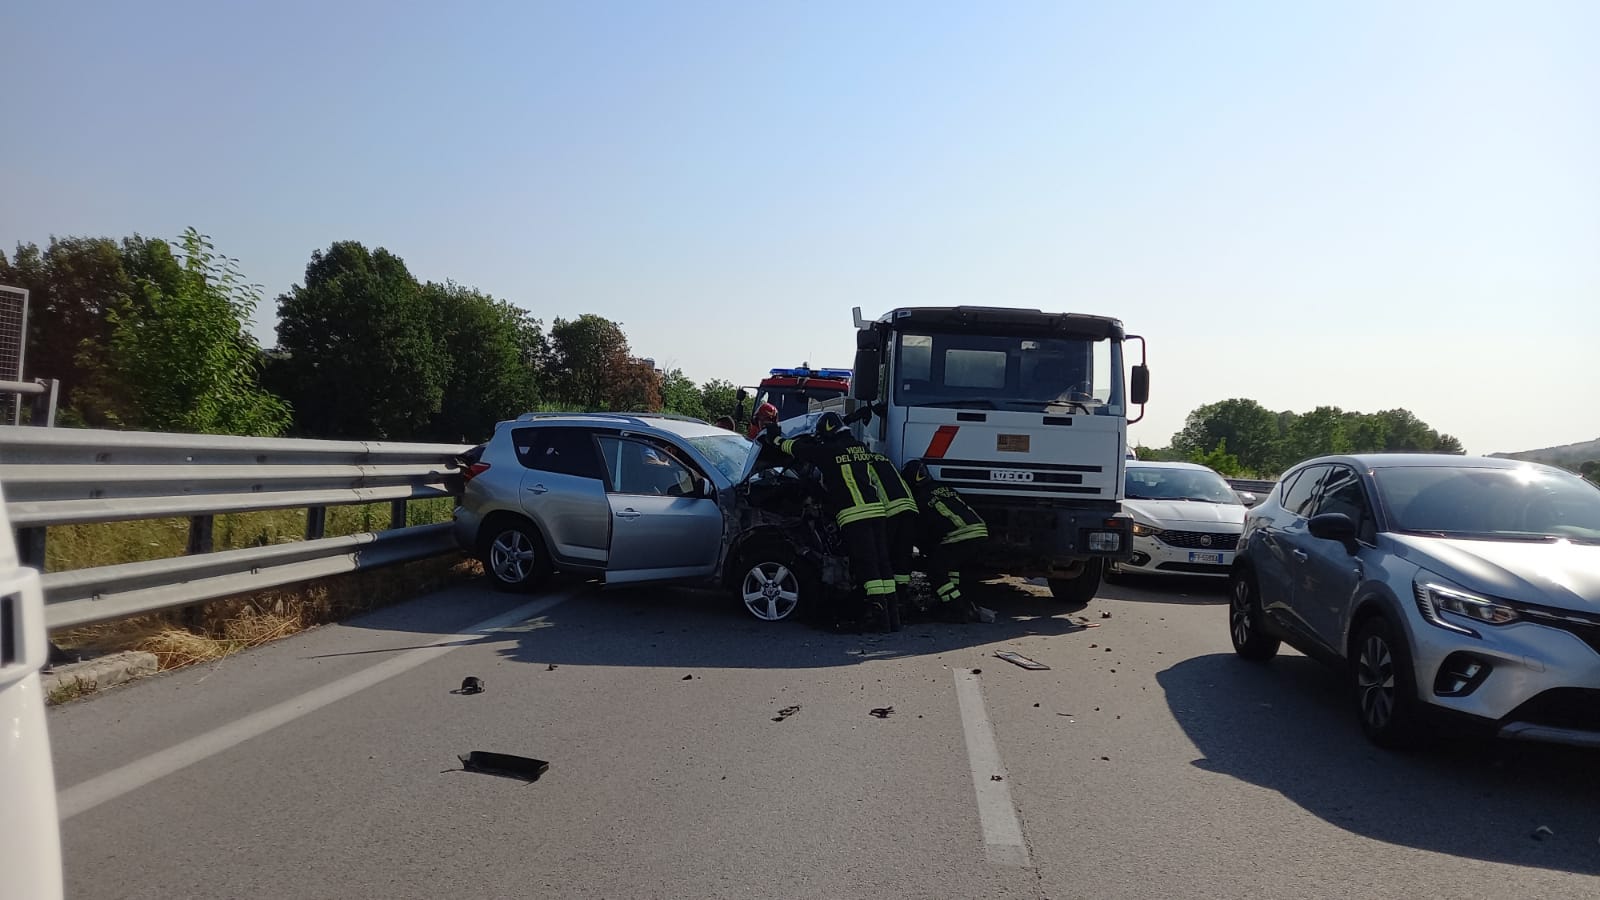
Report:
1130,522,1162,538
1413,579,1519,636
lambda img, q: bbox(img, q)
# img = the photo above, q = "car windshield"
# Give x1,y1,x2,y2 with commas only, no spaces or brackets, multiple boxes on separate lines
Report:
894,330,1125,415
685,433,761,483
1125,466,1239,504
1374,465,1600,542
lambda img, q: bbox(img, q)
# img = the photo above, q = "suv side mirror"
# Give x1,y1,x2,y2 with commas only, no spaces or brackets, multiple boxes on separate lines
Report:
1308,512,1358,552
1130,364,1150,406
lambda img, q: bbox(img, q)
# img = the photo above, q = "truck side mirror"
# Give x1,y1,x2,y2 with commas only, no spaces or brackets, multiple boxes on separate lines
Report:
1130,364,1150,406
853,330,882,402
735,389,749,424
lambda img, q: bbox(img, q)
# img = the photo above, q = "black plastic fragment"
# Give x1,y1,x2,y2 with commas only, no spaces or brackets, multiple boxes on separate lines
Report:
453,676,485,695
458,751,550,782
869,706,894,719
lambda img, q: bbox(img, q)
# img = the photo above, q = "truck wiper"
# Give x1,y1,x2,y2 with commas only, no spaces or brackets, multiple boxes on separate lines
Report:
1005,399,1091,414
921,399,998,410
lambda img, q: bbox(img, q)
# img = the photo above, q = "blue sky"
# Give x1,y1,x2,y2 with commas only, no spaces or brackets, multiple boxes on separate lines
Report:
3,1,1596,454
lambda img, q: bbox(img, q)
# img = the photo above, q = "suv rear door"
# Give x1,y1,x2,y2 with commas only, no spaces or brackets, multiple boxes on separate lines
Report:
595,435,721,583
1258,464,1332,639
515,426,611,567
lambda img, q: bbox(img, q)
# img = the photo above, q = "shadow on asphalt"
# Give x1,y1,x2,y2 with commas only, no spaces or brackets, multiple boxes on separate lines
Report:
1159,653,1600,876
466,573,1108,670
1101,574,1230,606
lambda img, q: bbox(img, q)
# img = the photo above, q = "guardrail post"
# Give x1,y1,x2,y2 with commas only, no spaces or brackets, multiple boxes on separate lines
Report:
15,527,46,570
181,515,216,629
30,379,59,427
389,499,407,530
306,506,327,540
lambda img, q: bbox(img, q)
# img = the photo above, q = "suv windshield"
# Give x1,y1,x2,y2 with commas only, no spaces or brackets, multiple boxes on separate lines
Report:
894,331,1124,414
1125,466,1240,503
685,433,760,483
1374,465,1600,542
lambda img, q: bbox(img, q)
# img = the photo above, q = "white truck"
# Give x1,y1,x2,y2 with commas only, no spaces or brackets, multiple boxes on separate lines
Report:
845,306,1150,604
0,481,65,899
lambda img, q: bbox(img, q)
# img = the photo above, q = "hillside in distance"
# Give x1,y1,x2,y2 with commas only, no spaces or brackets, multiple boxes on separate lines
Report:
1489,437,1600,470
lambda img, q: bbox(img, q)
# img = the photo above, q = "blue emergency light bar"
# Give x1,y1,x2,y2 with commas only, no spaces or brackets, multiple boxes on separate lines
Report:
769,367,852,380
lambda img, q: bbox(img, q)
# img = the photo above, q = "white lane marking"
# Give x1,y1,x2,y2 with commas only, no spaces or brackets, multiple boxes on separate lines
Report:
953,668,1032,867
58,592,573,821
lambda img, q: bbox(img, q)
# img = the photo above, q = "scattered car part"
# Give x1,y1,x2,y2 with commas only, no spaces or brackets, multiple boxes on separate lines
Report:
454,676,485,695
994,651,1050,671
458,751,550,782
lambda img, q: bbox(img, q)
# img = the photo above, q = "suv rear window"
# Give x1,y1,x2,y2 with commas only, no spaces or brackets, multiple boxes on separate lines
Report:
513,427,605,480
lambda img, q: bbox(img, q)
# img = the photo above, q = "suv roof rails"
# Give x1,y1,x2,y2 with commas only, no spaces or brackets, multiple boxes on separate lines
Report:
510,411,709,428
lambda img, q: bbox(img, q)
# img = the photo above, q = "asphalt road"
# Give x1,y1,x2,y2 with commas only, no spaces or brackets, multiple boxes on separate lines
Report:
49,573,1600,900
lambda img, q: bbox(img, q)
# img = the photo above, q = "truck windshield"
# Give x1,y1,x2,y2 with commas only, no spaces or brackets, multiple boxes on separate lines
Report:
894,331,1125,414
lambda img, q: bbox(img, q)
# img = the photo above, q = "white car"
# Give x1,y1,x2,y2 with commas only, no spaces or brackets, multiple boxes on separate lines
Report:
0,481,65,900
1113,461,1246,578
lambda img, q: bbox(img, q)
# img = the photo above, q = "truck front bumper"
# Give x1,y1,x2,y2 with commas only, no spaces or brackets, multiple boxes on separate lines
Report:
965,499,1134,572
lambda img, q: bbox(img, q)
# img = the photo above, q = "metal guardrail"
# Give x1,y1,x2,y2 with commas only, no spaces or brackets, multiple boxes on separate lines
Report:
0,426,471,630
1226,478,1278,508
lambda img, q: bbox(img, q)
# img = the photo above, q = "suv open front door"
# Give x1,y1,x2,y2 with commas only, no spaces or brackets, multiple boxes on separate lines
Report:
596,436,722,583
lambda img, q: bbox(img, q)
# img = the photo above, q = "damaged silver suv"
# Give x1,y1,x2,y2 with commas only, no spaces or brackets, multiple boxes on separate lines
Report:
453,413,847,622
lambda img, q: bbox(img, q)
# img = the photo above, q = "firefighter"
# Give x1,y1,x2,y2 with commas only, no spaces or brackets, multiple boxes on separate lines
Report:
903,458,988,623
761,412,897,629
747,402,780,440
865,447,917,622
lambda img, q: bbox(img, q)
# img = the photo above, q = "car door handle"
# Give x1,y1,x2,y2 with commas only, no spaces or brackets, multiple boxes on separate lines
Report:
526,484,548,495
1291,549,1309,563
615,509,641,520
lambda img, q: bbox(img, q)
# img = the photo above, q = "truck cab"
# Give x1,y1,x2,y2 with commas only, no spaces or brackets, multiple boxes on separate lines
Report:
740,366,852,438
848,306,1150,603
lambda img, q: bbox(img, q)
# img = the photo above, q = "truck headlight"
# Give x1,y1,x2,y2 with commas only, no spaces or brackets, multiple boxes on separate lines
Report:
1088,531,1122,552
1413,579,1519,637
1130,522,1161,538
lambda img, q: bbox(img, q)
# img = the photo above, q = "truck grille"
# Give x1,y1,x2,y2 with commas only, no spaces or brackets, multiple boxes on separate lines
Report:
932,459,1106,496
1156,531,1239,551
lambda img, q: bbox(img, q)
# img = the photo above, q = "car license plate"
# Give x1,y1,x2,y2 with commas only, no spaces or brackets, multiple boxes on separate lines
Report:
1188,551,1224,564
990,469,1034,483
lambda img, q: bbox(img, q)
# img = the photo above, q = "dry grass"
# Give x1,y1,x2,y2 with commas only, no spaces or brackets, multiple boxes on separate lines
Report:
49,498,479,681
44,498,457,572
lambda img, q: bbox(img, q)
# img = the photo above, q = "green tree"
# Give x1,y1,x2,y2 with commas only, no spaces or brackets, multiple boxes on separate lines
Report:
699,378,740,422
274,241,447,438
1280,405,1352,468
607,358,663,412
0,236,134,423
1580,460,1599,484
421,281,540,442
660,369,707,419
1171,398,1282,474
548,314,637,410
1191,438,1244,476
90,230,291,435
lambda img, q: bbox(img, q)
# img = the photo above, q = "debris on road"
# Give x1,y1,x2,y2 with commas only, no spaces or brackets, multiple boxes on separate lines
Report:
869,706,895,719
452,676,485,695
682,674,694,681
1033,703,1041,708
970,668,982,675
457,751,549,783
1100,611,1112,619
995,651,1050,671
1100,756,1110,761
772,705,802,723
976,606,998,623
546,664,558,671
1532,826,1555,841
990,775,1004,781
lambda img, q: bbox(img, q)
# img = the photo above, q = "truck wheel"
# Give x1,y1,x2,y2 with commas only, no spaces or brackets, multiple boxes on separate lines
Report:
1048,559,1103,608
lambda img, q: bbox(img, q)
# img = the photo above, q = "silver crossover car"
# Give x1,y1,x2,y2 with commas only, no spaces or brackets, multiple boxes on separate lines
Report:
453,413,851,622
1230,454,1600,749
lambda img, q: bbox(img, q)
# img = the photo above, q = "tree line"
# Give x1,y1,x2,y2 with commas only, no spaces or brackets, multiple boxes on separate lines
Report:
1136,398,1465,477
1,231,740,441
